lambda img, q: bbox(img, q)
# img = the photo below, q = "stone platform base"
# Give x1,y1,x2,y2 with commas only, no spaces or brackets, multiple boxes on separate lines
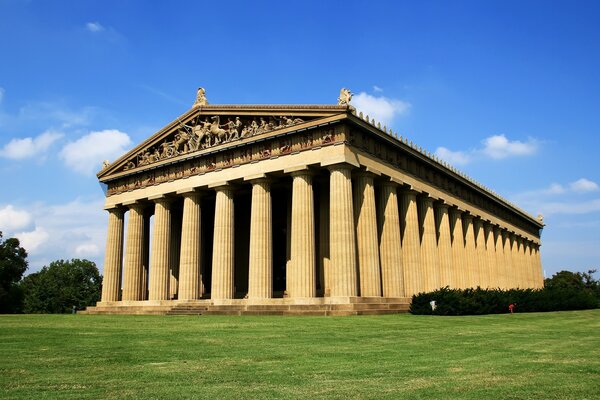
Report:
80,297,411,316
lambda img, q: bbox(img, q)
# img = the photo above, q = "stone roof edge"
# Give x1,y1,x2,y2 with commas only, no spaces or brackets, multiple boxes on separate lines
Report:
345,109,544,229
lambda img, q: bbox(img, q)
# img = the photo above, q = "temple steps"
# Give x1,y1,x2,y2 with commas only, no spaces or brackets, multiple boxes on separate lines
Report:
82,297,411,316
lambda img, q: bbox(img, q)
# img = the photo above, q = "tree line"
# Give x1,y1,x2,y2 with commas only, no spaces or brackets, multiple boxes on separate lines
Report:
0,232,101,313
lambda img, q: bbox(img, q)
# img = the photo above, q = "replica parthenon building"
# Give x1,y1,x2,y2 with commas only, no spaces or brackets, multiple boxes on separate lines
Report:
86,88,544,315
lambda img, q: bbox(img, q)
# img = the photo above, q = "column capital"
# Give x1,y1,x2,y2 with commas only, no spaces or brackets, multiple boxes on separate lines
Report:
399,188,419,198
289,169,315,178
123,200,147,212
353,170,376,179
105,205,125,216
434,201,450,210
462,212,474,221
449,206,465,216
418,193,434,205
209,182,235,195
379,179,399,189
178,190,204,201
326,163,354,173
148,194,174,205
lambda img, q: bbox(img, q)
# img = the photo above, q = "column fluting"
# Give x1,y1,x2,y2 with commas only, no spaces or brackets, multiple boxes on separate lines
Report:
248,179,273,299
211,185,235,299
149,197,172,301
435,203,453,288
289,171,316,298
400,189,423,296
474,218,487,288
419,195,440,292
378,182,404,297
123,203,146,301
449,208,466,288
462,214,477,288
354,172,382,297
493,227,505,289
484,222,497,288
178,191,203,300
329,165,358,297
101,207,124,302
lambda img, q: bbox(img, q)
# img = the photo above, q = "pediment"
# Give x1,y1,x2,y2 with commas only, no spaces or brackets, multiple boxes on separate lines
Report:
98,105,348,181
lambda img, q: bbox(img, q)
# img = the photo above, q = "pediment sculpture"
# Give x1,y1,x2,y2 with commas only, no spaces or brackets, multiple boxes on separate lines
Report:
122,114,306,171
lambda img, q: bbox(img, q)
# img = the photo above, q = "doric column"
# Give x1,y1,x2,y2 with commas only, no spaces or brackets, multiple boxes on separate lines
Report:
328,165,358,297
462,214,477,288
353,172,382,297
288,171,316,298
473,218,487,288
122,203,146,301
502,231,514,288
484,222,497,288
178,191,203,300
400,189,423,296
169,212,181,299
449,208,466,289
101,207,125,302
435,203,453,288
248,178,273,299
419,195,440,292
524,240,533,288
141,210,151,300
211,185,235,299
518,237,527,288
319,182,331,296
510,234,522,288
378,182,404,297
534,244,544,287
149,197,172,301
493,227,505,289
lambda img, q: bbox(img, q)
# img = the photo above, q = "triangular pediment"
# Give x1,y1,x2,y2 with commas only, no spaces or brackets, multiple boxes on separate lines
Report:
98,104,348,181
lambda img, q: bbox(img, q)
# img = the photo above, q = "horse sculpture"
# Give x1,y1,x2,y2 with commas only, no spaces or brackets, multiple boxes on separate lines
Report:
210,116,228,144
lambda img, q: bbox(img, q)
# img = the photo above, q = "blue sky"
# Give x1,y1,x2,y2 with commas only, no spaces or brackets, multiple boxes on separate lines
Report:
0,0,598,278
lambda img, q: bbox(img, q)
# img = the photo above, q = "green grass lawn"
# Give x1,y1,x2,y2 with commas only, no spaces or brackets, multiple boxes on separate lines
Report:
1,310,599,399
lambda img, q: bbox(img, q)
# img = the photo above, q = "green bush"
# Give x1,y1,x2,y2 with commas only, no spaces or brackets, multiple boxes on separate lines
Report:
410,286,599,315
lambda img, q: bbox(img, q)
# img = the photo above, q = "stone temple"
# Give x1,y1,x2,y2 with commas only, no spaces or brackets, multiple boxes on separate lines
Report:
83,88,544,315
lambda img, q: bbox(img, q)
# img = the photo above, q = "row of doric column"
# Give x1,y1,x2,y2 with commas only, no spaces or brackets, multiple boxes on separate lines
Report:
100,164,543,302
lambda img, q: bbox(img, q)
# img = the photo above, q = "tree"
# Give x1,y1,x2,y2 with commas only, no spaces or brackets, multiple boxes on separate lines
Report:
21,259,102,313
544,270,586,290
0,231,28,313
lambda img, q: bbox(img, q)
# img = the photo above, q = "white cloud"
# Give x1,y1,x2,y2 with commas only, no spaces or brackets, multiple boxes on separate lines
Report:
435,147,471,166
59,129,132,175
86,22,105,33
15,227,49,252
569,178,599,193
75,243,101,257
537,199,600,215
373,85,383,93
0,130,63,160
2,197,108,273
0,205,34,231
435,134,539,166
351,92,411,126
481,134,538,159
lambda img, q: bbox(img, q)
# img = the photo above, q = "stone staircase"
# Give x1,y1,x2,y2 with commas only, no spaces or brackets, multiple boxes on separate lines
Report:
166,297,410,316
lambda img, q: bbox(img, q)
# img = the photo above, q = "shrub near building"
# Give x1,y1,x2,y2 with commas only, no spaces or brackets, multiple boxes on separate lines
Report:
411,270,600,315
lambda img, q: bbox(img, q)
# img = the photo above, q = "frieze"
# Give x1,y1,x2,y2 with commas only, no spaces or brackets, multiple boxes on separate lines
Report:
122,115,309,172
106,126,341,196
